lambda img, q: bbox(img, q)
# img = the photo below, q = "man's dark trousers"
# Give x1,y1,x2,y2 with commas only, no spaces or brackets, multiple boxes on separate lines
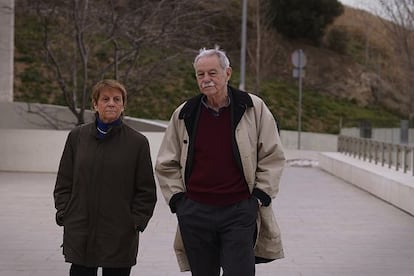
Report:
176,196,258,276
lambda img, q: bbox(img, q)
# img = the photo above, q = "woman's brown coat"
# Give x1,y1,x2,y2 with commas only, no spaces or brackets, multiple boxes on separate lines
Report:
54,122,157,267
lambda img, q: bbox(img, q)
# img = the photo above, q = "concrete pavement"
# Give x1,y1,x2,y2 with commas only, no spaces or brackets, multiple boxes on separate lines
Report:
1,164,414,275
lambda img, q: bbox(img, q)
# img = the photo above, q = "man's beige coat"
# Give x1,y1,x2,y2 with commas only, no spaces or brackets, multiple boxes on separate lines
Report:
155,88,286,271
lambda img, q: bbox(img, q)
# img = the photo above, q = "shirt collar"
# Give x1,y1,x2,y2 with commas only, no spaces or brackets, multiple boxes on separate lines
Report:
201,95,231,116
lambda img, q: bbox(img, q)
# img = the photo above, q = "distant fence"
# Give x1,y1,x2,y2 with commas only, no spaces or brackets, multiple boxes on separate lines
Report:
338,135,414,176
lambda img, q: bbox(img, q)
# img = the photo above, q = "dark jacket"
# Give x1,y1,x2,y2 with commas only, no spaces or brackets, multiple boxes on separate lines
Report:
54,121,157,267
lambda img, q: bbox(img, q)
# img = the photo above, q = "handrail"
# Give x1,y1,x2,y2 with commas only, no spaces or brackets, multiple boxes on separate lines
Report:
338,135,414,176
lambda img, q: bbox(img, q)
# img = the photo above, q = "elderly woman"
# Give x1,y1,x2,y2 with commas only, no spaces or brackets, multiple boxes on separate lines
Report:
54,79,157,276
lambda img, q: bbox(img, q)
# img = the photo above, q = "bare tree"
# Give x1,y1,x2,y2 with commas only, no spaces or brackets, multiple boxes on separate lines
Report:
247,0,287,94
375,0,414,120
247,0,265,94
254,0,261,94
18,0,226,125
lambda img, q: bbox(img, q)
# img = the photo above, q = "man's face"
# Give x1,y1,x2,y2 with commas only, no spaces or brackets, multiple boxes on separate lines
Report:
195,55,232,97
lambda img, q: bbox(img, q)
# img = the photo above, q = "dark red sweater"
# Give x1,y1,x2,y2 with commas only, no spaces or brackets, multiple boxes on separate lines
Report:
186,105,250,206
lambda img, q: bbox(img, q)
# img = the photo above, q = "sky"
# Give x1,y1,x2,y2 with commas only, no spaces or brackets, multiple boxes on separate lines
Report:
338,0,379,13
339,0,395,20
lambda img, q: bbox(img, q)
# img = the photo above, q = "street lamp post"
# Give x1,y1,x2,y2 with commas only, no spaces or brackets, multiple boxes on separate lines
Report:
239,0,247,91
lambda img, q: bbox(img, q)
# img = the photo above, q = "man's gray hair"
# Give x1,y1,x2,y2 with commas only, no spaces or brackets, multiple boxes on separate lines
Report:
193,45,231,70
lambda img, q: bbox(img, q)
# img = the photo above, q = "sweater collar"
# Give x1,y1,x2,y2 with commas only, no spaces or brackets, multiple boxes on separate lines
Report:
95,114,122,139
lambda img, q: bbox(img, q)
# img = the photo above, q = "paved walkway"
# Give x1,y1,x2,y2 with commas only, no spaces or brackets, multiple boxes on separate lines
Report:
1,165,414,276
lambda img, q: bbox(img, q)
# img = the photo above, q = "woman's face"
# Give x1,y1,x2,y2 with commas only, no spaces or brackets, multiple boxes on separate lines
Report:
93,87,124,123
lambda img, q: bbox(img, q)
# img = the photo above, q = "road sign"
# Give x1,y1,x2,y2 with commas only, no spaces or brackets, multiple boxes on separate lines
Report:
291,49,307,68
292,68,305,78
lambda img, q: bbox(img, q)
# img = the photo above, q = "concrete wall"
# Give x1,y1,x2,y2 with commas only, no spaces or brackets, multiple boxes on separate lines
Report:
0,129,164,173
0,0,14,102
0,128,338,172
280,130,338,152
0,102,168,131
319,152,414,216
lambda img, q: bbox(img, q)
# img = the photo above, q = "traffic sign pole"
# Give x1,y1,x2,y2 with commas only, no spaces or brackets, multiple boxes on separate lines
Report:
291,49,306,150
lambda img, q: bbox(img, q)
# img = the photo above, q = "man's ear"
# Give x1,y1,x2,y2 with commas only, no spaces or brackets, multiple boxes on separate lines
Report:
226,67,232,81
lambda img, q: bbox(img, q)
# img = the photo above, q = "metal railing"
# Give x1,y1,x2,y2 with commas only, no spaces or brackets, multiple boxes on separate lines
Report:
338,135,414,176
